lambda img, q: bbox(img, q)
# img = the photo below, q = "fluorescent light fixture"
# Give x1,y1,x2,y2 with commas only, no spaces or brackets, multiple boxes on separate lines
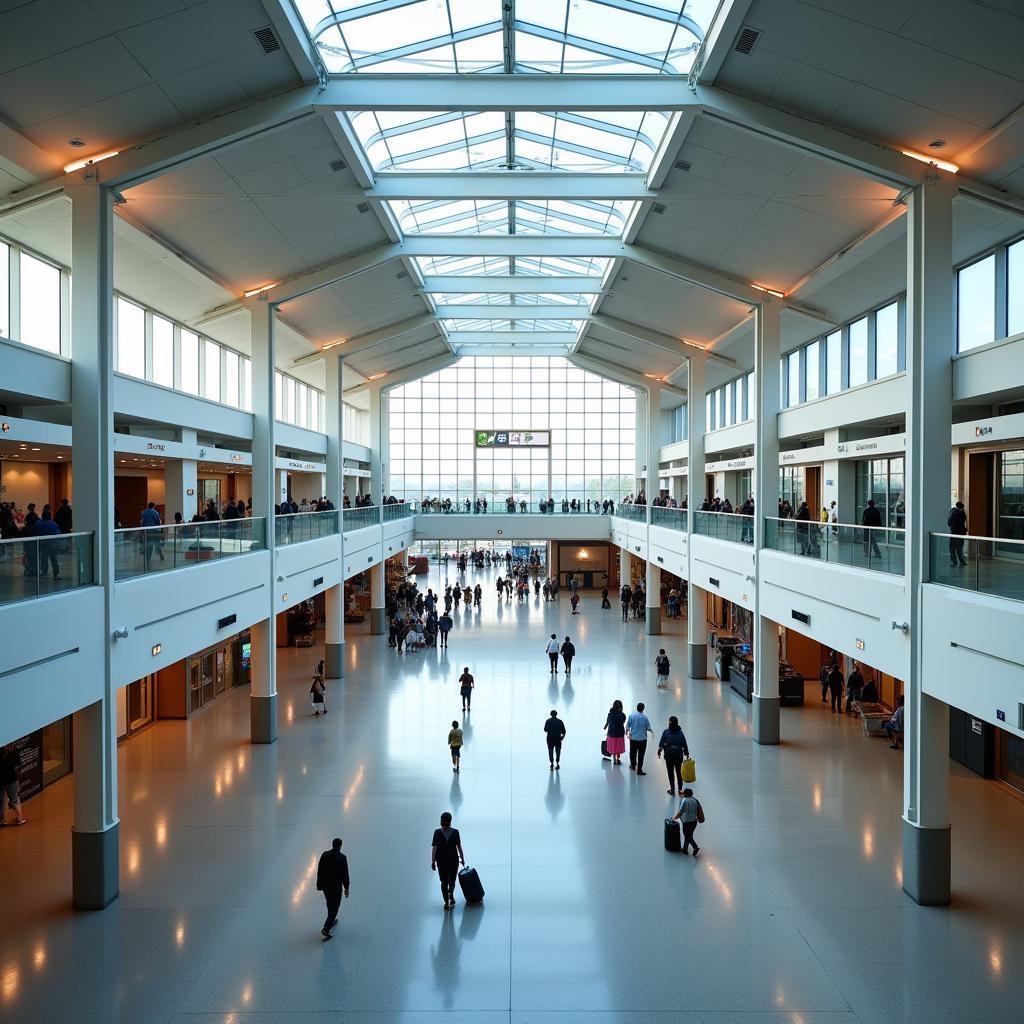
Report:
751,284,786,299
63,149,120,173
644,373,663,381
321,339,345,351
243,282,280,298
900,148,959,174
365,372,387,381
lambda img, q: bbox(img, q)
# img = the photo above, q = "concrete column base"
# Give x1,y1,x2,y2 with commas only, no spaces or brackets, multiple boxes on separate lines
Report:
645,607,661,634
903,818,951,906
752,695,780,745
325,642,345,680
687,642,707,679
369,607,386,635
72,822,119,910
250,693,277,744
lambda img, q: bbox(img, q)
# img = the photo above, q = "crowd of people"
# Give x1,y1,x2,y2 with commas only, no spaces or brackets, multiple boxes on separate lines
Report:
1,499,74,578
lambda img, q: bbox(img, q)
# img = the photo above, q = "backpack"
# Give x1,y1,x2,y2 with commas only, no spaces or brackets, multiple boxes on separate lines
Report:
656,655,670,673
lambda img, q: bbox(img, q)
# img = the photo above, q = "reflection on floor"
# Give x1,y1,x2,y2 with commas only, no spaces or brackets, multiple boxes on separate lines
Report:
2,563,1024,1024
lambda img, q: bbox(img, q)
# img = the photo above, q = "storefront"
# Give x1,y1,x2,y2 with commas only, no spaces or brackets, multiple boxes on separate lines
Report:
4,719,73,804
855,455,905,529
183,633,250,716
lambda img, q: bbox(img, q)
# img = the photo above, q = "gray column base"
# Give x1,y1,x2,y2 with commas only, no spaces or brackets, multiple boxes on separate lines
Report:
325,642,345,680
370,607,386,634
752,695,780,745
250,693,277,744
645,607,661,634
72,822,119,910
902,818,951,906
687,642,707,679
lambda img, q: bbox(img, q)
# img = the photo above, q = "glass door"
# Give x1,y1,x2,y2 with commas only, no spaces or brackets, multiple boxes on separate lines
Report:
127,675,155,733
200,653,216,706
189,660,203,713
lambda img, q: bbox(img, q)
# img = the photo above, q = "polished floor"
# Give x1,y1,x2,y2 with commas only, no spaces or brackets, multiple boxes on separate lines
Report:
3,563,1024,1024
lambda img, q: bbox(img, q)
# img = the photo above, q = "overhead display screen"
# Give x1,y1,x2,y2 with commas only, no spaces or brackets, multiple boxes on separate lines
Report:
475,430,550,448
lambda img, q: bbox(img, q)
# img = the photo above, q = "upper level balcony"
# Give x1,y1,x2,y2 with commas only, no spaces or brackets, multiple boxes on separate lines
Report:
764,517,905,576
275,509,339,546
693,510,753,544
930,533,1023,601
0,533,94,606
650,507,688,532
383,501,414,522
114,518,266,581
613,503,647,523
342,505,381,532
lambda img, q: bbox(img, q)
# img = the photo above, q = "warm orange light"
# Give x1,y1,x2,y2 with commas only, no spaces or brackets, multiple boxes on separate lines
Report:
243,282,281,298
63,149,120,173
643,373,663,381
751,283,786,299
321,339,345,351
900,148,959,174
365,372,387,381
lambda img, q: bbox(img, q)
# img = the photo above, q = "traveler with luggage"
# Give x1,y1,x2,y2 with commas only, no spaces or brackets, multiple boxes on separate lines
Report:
655,649,670,688
447,720,463,773
310,674,326,717
604,699,627,766
671,788,704,855
544,709,566,770
459,667,474,712
601,586,611,609
315,837,350,939
626,702,653,774
431,812,466,909
657,715,689,795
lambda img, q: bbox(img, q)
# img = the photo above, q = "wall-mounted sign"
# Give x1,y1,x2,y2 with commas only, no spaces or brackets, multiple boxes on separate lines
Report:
1,422,9,432
997,709,1006,722
186,488,195,496
475,430,549,448
230,454,245,463
218,614,237,630
151,643,162,657
971,718,983,735
285,460,321,472
975,425,993,437
146,442,166,452
855,638,865,651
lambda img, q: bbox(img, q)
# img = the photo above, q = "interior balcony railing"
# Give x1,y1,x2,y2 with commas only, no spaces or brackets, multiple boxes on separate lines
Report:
612,503,648,523
0,532,94,605
342,505,380,531
693,510,754,544
382,501,413,522
416,499,608,516
275,510,339,546
650,506,688,532
764,517,905,576
114,518,266,581
930,533,1024,601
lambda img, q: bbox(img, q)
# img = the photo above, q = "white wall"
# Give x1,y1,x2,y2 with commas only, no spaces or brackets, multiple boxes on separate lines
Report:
0,461,50,508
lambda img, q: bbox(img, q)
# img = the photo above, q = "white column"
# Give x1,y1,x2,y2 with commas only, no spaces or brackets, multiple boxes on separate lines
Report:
645,381,662,633
369,561,386,634
753,300,782,745
903,179,955,906
164,458,197,523
618,545,631,591
67,183,119,910
645,561,661,634
634,389,648,496
274,469,289,507
324,353,345,679
686,353,708,678
249,298,277,743
368,384,383,503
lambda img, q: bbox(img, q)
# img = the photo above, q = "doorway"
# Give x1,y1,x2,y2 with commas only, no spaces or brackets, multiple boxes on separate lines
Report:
126,675,155,734
805,466,821,513
968,451,995,537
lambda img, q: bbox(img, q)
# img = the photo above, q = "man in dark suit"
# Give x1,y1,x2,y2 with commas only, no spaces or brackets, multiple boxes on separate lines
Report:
316,837,350,939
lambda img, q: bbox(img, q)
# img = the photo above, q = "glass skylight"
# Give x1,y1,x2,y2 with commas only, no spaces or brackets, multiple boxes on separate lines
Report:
442,318,584,332
350,110,670,173
393,199,629,235
298,1,709,75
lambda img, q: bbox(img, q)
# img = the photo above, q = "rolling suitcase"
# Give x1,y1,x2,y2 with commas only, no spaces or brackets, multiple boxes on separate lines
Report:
458,866,484,903
601,739,611,759
664,818,681,853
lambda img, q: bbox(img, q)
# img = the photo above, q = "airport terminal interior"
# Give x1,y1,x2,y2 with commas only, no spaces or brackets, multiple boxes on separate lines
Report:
1,1,1024,1022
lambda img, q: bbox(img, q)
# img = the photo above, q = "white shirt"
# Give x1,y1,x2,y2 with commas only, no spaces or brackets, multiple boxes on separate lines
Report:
546,639,560,654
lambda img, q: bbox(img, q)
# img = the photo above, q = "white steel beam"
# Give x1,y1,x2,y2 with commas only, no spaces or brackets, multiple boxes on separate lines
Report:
623,245,762,305
368,171,655,201
334,314,440,357
455,345,571,357
436,303,591,319
378,351,460,391
589,312,738,367
421,275,602,294
448,331,578,345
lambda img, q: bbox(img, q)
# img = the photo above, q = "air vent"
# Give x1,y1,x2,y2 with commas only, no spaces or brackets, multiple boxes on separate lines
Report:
329,158,348,172
356,201,370,214
734,26,761,55
252,26,281,54
395,270,408,279
652,203,667,215
674,159,692,172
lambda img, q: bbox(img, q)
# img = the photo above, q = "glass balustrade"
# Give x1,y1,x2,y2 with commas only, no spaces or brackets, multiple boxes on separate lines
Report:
382,501,414,521
930,533,1024,601
342,506,380,531
414,500,606,515
0,532,94,605
274,510,339,546
693,510,753,544
650,507,688,532
613,503,648,523
764,517,905,575
114,518,266,581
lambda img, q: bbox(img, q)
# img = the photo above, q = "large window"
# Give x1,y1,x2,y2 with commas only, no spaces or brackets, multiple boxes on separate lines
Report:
1008,240,1024,338
0,241,9,338
152,315,174,387
19,251,61,354
785,350,800,408
957,255,995,352
848,316,868,387
116,297,146,379
202,339,220,401
805,339,820,401
181,330,200,394
388,356,635,505
825,330,841,395
224,349,239,408
875,302,899,378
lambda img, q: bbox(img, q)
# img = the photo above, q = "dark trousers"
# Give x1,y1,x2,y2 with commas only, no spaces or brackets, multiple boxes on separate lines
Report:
682,820,699,853
461,689,472,708
830,686,843,713
450,745,461,765
548,652,558,671
621,604,629,621
438,864,458,903
629,738,647,771
547,739,561,764
665,755,683,791
439,631,449,647
322,888,342,932
949,536,967,565
563,656,573,673
820,677,828,701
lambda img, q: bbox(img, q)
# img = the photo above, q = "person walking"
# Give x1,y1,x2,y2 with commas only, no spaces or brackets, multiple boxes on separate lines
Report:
655,648,671,688
671,788,702,855
570,591,580,615
315,837,350,939
459,667,474,712
601,586,611,609
657,716,689,796
604,699,627,766
310,674,326,717
438,611,453,648
447,720,464,773
544,709,566,769
54,497,73,534
546,634,560,673
620,584,631,622
819,661,831,703
827,661,844,715
560,635,575,674
845,663,864,714
431,812,465,910
861,499,883,561
947,501,969,567
626,702,653,775
0,743,27,826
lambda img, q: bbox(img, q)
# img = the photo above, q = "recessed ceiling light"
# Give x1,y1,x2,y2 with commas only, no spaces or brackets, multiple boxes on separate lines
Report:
68,137,86,148
31,447,40,451
928,139,946,149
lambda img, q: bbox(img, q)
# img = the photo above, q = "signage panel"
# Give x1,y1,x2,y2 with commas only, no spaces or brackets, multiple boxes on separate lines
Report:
475,430,549,448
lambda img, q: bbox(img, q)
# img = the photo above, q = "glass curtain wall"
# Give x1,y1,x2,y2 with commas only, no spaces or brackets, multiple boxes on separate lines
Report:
389,355,635,506
999,450,1024,541
855,457,905,529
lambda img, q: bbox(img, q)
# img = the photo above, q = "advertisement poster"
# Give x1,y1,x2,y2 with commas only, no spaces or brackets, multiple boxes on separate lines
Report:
13,730,43,801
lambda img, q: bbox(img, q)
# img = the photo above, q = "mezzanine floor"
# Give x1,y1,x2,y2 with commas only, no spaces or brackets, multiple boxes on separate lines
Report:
2,563,1023,1024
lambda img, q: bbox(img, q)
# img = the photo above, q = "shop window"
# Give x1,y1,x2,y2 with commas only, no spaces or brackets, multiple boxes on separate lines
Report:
19,251,61,354
116,297,145,378
957,254,995,352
